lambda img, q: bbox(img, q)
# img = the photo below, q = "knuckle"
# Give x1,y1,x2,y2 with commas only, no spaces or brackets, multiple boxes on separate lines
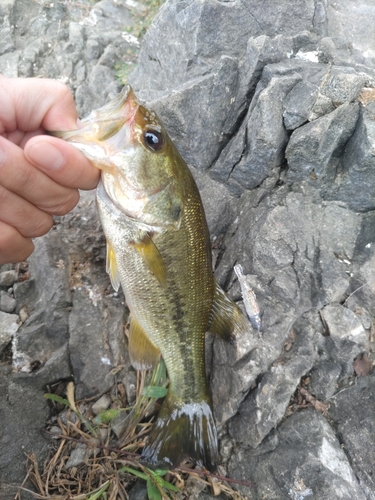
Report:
37,189,79,216
29,214,53,238
0,224,34,264
53,81,74,105
49,190,79,216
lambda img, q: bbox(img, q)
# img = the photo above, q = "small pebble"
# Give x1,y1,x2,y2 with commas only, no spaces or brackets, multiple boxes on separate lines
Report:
49,426,63,438
19,308,29,323
60,409,78,425
92,394,111,415
65,443,88,469
0,270,18,287
0,291,17,313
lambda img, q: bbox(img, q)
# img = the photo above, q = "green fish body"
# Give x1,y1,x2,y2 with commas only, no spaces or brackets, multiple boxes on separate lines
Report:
56,86,245,471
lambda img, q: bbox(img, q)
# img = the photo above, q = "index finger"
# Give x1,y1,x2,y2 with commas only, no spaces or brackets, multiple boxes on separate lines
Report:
0,76,78,133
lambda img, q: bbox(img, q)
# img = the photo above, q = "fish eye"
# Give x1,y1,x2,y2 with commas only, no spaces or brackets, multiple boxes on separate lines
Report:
143,129,164,151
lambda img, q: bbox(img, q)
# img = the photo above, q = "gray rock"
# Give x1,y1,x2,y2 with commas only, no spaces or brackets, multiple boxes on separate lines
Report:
65,443,89,469
85,38,102,61
326,0,375,68
13,278,35,314
316,66,367,108
86,0,133,32
0,291,16,313
228,311,321,447
326,102,375,212
295,66,368,122
0,270,17,287
308,360,341,401
129,480,148,500
11,236,71,372
91,394,111,415
0,311,19,354
68,22,85,52
329,373,375,498
283,77,326,130
191,167,235,238
145,55,244,171
321,304,368,346
0,50,19,78
68,283,128,399
285,102,359,183
0,14,14,56
111,410,131,439
130,0,317,95
224,72,300,191
0,358,69,499
229,409,367,500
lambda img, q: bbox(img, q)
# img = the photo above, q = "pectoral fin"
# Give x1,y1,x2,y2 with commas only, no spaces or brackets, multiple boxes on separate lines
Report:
208,281,246,343
106,241,121,292
131,233,167,287
129,316,161,370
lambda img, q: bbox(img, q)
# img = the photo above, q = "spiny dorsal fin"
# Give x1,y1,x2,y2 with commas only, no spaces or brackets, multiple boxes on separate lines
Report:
106,241,121,292
129,316,161,371
208,280,246,343
131,233,167,287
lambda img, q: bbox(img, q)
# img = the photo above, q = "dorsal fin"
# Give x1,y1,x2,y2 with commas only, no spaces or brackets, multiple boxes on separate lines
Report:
128,316,161,370
131,233,167,287
208,281,246,343
106,241,121,292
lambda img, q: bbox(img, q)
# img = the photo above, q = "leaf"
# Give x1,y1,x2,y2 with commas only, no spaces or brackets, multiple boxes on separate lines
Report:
158,478,180,492
147,469,179,493
146,480,162,500
87,481,110,500
66,382,78,413
142,386,168,398
93,409,121,424
43,393,70,406
154,469,168,477
121,466,149,481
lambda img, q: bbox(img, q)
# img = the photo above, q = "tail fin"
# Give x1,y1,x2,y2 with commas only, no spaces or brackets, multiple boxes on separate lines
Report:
140,396,218,471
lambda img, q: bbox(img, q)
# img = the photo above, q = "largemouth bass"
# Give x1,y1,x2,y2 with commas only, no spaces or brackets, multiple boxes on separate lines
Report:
56,86,245,471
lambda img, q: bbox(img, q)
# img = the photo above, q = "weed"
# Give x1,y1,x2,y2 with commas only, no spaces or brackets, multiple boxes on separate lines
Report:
17,361,250,499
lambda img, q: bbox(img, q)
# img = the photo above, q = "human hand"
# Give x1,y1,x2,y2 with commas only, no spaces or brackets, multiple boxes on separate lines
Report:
0,76,100,264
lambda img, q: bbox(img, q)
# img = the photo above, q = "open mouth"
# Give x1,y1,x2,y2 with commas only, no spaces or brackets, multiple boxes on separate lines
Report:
50,85,140,172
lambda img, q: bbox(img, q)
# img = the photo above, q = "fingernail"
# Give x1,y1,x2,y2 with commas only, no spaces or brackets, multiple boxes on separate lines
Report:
27,140,65,171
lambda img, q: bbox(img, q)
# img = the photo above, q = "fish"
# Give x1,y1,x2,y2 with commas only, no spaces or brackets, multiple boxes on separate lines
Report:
54,86,245,471
234,264,262,334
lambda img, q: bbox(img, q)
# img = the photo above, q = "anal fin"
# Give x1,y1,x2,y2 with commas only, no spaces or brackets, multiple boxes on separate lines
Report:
131,233,167,287
129,316,161,370
106,241,121,292
208,280,246,343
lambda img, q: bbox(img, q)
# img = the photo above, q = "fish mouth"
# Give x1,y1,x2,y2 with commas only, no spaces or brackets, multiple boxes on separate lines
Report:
51,85,140,172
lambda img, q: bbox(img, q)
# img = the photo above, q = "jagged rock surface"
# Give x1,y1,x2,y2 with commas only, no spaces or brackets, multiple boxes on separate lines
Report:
0,1,374,499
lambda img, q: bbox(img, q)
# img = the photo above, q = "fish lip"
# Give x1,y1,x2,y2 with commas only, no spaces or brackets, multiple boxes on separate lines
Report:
50,85,139,146
82,85,138,125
